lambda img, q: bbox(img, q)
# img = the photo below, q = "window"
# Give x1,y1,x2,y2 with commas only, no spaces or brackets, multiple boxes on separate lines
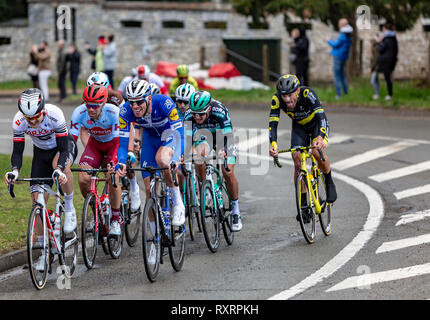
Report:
162,21,184,29
204,21,227,29
0,37,11,45
121,20,142,28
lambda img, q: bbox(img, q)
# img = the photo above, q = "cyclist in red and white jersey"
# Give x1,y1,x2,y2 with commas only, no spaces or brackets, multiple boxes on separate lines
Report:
70,84,124,236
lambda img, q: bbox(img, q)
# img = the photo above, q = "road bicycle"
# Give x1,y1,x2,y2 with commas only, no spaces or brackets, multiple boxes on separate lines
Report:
181,160,202,241
138,164,186,282
7,174,78,290
71,168,124,269
198,155,234,253
274,145,332,244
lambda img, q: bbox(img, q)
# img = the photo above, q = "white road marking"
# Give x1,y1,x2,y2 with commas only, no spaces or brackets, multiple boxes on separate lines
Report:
393,184,430,200
375,233,430,254
369,160,430,183
242,152,385,300
235,129,288,152
331,140,419,171
396,209,430,226
326,263,430,292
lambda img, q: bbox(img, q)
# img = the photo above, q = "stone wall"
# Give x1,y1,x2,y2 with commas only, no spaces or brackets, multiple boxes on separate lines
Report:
0,0,428,83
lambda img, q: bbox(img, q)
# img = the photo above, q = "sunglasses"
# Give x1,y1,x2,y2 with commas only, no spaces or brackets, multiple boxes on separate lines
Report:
191,110,208,116
129,99,146,107
86,103,103,110
176,100,188,105
24,112,43,121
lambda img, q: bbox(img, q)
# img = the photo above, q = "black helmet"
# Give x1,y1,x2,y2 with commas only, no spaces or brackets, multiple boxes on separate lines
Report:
276,74,300,95
18,88,45,116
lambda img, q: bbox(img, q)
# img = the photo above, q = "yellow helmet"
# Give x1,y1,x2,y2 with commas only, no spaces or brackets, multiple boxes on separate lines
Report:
177,64,189,77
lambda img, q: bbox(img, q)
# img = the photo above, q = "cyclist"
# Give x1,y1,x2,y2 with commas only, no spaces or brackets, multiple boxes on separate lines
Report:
4,89,78,269
175,83,195,119
69,84,124,236
169,64,199,98
149,83,160,96
137,65,168,96
117,79,185,229
268,74,337,222
86,71,124,107
117,67,138,99
184,90,242,232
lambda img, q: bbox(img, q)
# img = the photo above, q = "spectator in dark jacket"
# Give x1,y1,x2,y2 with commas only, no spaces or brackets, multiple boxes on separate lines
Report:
370,39,380,99
291,26,310,86
56,39,68,102
67,42,80,95
326,18,353,99
376,23,398,100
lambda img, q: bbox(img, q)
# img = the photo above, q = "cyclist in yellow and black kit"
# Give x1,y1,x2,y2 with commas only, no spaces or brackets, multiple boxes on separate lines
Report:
269,74,337,219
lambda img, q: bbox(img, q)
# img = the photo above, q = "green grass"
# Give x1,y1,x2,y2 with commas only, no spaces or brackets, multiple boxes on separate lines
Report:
0,154,86,255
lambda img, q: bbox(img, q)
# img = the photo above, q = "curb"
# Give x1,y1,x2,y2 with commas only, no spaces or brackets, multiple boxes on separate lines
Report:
0,248,27,273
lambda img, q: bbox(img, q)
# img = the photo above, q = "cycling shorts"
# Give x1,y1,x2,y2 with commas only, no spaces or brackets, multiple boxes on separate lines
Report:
290,122,330,149
79,136,119,168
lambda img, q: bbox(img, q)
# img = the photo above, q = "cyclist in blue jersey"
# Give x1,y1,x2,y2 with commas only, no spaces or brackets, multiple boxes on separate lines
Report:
118,79,185,227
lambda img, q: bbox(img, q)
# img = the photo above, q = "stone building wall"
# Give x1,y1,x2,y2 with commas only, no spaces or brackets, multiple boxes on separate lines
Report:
0,0,428,82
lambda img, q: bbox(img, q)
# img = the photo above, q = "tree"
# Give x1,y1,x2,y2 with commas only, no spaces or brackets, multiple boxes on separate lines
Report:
232,0,430,78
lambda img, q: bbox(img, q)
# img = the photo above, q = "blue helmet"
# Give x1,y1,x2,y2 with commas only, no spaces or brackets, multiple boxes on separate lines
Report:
86,72,110,89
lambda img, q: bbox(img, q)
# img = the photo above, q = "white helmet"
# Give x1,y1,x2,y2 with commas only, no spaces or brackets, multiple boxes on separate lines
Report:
149,83,160,95
86,72,110,88
126,79,151,100
18,88,45,117
175,83,196,102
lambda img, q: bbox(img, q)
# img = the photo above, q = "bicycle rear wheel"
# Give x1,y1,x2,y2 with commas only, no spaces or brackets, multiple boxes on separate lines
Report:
142,198,161,282
200,180,220,253
220,183,234,245
59,204,79,278
81,193,99,269
107,215,124,259
168,210,186,272
316,172,332,236
124,193,141,247
184,174,196,241
27,204,49,290
296,171,316,244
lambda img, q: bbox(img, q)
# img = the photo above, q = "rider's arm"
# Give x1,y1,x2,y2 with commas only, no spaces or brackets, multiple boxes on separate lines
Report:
269,94,281,146
11,115,26,171
69,105,83,143
188,76,199,91
168,78,179,97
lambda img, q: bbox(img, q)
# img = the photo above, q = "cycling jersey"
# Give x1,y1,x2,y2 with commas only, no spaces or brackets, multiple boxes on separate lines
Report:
169,76,199,97
69,103,120,143
118,95,184,176
183,99,236,163
269,86,329,145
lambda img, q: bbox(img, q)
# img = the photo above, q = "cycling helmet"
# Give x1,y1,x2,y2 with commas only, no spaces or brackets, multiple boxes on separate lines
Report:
82,84,108,104
18,88,45,116
149,83,160,95
86,72,110,88
175,83,195,102
126,79,151,100
176,64,189,77
189,91,211,112
276,74,300,95
137,65,150,79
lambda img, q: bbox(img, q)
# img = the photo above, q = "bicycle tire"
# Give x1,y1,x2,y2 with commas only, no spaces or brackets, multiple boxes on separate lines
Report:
27,204,49,290
59,204,79,278
200,180,220,253
316,172,332,236
220,183,234,245
184,174,195,241
124,194,141,247
296,171,316,244
142,198,161,282
107,216,124,259
168,215,186,272
81,193,99,269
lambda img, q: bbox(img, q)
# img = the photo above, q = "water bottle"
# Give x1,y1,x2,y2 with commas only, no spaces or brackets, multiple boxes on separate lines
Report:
100,195,111,216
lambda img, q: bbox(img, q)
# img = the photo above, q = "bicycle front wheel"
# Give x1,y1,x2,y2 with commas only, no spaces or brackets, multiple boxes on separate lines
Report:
142,198,161,282
296,171,316,244
27,204,49,290
168,220,186,272
316,172,333,236
81,193,99,269
184,174,196,241
200,180,220,253
59,204,79,278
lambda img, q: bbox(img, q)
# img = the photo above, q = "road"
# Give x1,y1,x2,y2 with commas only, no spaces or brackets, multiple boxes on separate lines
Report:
1,98,430,302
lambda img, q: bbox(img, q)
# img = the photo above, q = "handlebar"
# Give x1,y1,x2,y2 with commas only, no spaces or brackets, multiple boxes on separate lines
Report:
274,146,326,168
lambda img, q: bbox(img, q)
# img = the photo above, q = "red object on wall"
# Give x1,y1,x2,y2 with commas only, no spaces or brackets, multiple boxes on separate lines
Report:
154,61,178,77
196,79,215,90
208,62,241,79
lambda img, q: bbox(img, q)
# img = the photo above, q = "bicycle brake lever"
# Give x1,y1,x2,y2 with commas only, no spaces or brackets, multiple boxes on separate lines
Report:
170,163,178,187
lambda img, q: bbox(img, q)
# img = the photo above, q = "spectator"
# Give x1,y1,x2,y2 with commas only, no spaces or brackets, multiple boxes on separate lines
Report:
28,47,39,88
291,26,310,86
67,42,81,95
32,41,51,101
370,39,380,100
376,23,398,101
137,65,168,95
85,35,104,72
56,39,68,102
326,18,353,99
103,34,117,89
117,67,137,98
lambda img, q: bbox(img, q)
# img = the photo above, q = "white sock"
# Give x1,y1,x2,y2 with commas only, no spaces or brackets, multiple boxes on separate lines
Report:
130,177,138,192
232,199,240,215
171,186,182,206
64,192,74,212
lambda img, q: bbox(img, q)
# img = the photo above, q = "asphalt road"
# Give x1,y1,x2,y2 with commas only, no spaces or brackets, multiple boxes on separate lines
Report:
1,98,430,302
